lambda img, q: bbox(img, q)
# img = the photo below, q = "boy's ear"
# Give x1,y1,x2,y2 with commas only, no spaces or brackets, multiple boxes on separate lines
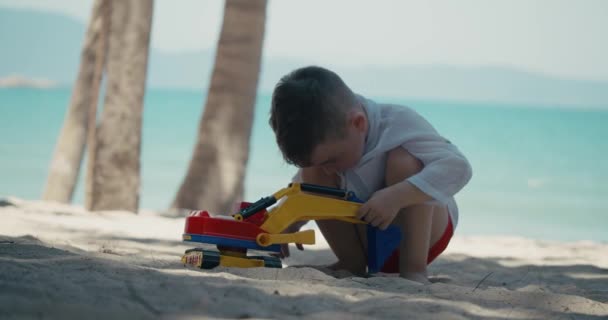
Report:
351,111,367,132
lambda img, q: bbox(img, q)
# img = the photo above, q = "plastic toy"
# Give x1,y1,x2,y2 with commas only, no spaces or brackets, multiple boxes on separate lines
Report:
181,183,402,273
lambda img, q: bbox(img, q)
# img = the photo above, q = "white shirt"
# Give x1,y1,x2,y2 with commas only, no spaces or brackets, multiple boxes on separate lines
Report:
295,95,473,228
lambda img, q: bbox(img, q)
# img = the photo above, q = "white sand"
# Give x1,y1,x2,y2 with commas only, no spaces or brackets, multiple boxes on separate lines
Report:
1,196,606,319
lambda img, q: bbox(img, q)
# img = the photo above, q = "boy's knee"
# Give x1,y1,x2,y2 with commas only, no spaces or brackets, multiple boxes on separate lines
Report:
385,147,423,186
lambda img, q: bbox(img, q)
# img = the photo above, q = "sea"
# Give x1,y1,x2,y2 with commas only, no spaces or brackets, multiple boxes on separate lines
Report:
1,87,606,242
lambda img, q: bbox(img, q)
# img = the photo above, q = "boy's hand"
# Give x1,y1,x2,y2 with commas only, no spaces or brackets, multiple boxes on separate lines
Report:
356,184,403,230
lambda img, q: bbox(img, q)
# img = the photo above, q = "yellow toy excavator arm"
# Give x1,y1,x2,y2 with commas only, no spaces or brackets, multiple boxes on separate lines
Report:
232,183,366,247
260,185,364,234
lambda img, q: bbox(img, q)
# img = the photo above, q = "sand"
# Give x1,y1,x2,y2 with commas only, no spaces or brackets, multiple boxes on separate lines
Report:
1,196,606,319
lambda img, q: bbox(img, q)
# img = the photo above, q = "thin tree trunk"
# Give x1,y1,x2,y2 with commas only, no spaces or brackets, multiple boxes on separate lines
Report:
172,0,267,214
87,0,153,212
84,1,111,210
42,0,109,203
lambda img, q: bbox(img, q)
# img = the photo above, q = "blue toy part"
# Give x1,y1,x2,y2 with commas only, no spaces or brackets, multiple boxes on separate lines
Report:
184,234,282,253
345,191,362,203
346,191,403,274
366,225,402,273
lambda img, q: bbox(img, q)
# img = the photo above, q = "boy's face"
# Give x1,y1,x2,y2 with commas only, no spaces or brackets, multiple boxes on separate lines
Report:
308,110,368,174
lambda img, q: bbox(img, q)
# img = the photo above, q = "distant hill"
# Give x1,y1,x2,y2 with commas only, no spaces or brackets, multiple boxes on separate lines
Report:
1,7,607,108
0,9,85,83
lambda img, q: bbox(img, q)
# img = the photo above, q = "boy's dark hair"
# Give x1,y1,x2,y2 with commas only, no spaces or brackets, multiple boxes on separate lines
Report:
269,66,356,167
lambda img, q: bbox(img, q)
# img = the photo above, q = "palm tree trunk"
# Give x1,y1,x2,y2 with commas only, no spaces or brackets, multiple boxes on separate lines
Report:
42,0,109,203
172,0,268,214
84,1,111,211
86,0,153,212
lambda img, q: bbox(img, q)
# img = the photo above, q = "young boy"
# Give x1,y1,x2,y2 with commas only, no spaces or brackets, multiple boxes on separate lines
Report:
269,66,472,283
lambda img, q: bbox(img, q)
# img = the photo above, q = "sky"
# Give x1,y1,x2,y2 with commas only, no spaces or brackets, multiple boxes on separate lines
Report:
0,0,607,81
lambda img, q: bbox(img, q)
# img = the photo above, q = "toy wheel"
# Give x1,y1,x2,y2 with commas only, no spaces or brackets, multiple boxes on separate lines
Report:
201,250,222,269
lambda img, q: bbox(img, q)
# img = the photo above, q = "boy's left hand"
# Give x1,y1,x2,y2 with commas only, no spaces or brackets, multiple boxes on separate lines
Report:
356,185,403,230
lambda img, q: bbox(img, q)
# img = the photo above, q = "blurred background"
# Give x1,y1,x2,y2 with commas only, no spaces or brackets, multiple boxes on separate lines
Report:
0,0,606,242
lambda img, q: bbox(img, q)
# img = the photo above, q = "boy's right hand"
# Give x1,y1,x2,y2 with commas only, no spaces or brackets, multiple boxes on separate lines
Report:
273,220,308,258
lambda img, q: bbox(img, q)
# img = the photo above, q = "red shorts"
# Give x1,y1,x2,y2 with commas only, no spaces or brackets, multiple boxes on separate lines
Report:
380,214,454,273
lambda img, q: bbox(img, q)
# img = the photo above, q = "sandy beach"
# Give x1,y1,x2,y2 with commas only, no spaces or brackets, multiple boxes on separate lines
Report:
1,196,606,319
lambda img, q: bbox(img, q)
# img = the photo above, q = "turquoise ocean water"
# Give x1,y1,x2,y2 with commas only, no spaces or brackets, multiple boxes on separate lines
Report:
1,88,607,242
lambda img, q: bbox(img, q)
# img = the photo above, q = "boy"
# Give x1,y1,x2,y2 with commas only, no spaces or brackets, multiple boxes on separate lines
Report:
269,66,472,283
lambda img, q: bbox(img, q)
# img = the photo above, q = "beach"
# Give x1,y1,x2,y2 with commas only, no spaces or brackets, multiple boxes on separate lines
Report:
1,197,606,319
2,2,607,319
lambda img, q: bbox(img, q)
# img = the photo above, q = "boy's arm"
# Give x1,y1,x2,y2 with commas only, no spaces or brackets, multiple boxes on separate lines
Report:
404,146,472,206
358,148,432,230
358,107,472,228
391,180,433,208
397,109,473,205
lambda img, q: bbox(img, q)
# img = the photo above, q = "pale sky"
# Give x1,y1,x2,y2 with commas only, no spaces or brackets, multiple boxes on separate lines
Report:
1,0,607,81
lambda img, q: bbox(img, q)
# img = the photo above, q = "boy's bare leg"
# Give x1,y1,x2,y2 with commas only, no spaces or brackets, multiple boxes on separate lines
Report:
391,204,448,283
385,148,449,282
316,220,368,276
301,167,368,276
